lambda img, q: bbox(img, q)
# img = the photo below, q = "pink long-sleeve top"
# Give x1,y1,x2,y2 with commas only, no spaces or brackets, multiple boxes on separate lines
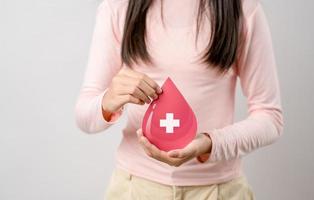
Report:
75,0,284,186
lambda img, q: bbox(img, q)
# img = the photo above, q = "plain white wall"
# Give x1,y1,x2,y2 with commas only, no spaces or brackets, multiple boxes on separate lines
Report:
1,0,313,199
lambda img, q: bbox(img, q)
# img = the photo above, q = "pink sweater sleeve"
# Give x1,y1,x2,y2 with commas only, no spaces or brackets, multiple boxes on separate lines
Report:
207,3,284,162
74,0,124,134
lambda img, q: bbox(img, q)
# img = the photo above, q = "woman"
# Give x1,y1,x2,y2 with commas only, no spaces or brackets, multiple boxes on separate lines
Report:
75,0,284,199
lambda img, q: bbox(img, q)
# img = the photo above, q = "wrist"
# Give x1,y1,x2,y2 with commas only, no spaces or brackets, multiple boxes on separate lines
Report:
196,132,211,155
201,132,212,154
101,92,123,122
101,90,119,113
196,132,212,163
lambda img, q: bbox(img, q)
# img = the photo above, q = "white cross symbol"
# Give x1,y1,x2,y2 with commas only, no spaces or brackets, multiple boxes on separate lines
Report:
159,113,180,134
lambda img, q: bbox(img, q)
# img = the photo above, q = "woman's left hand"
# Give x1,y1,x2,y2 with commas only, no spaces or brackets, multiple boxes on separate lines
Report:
136,128,212,167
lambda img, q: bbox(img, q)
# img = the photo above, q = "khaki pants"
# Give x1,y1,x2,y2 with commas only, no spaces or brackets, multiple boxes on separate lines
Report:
105,168,255,200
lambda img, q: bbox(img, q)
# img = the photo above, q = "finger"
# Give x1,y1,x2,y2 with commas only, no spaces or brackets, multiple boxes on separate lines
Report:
141,74,163,94
136,131,153,157
141,137,164,160
168,142,198,158
172,156,193,167
140,137,175,165
142,140,181,163
114,75,151,103
148,144,181,165
120,94,145,106
121,76,158,103
136,131,180,165
137,79,159,101
168,149,189,158
167,151,196,167
122,69,162,94
128,77,158,102
125,84,151,104
141,137,158,158
167,150,181,158
141,145,153,157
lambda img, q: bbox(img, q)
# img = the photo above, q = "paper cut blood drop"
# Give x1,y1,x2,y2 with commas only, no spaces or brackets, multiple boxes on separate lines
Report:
141,77,197,151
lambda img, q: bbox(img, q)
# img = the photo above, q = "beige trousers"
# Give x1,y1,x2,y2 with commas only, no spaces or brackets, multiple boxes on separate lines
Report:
105,168,255,200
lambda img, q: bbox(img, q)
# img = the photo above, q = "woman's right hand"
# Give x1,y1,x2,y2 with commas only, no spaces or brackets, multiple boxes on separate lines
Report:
101,66,163,114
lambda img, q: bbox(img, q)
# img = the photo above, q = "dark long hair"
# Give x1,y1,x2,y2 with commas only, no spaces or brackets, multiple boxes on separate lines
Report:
121,0,243,73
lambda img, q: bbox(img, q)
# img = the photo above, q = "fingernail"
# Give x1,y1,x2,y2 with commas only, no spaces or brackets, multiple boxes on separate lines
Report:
157,87,163,94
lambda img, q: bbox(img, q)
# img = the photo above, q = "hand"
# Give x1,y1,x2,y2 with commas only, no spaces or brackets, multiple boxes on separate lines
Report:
102,66,163,114
136,128,212,167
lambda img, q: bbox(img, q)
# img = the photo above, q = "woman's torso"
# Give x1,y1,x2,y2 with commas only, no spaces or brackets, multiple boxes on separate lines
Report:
111,0,255,186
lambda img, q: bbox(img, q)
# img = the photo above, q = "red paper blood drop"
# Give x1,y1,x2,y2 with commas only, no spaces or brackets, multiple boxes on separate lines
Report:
141,77,198,151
